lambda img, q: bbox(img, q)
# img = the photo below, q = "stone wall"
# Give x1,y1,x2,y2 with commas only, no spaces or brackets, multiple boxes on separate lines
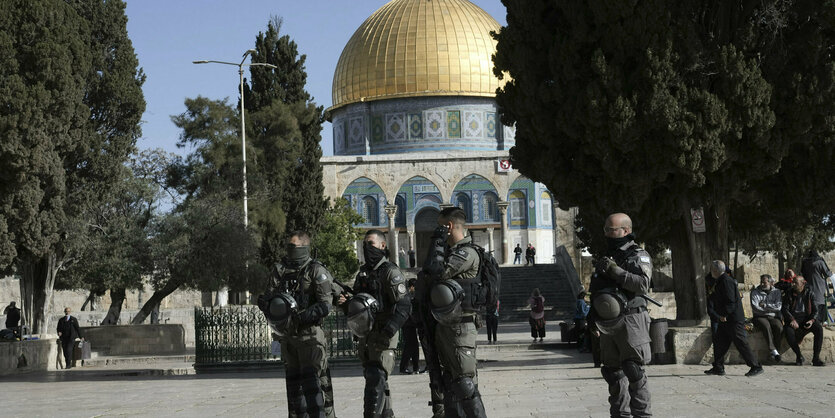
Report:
80,324,186,356
0,337,58,375
669,326,835,365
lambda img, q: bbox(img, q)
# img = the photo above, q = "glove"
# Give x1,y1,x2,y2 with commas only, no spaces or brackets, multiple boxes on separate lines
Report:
600,258,626,283
432,225,450,240
367,330,392,350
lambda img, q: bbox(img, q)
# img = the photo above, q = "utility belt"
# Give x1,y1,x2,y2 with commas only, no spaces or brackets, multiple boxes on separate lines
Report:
624,306,647,315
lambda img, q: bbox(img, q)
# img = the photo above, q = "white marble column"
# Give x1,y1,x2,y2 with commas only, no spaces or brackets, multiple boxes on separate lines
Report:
498,201,509,265
407,227,416,268
552,201,560,261
384,205,399,266
486,227,494,255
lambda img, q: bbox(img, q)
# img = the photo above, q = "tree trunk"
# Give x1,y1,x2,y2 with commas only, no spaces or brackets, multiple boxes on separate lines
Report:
778,252,785,279
81,291,96,311
18,253,60,335
101,288,125,325
131,279,181,325
669,196,729,321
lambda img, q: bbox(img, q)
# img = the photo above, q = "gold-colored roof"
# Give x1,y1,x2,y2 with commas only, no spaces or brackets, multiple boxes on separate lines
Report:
331,0,505,110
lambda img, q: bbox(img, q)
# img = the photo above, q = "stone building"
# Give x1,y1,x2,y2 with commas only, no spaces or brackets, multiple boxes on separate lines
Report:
322,0,579,267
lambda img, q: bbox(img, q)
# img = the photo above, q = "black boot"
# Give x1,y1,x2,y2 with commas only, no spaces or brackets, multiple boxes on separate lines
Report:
363,366,388,417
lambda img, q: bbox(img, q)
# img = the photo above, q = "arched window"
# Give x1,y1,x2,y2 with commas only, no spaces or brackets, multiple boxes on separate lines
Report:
362,196,379,225
455,193,472,222
540,191,553,226
509,190,527,226
481,192,499,222
395,195,407,228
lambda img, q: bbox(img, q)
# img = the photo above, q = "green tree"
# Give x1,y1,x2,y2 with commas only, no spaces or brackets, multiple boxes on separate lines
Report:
245,17,327,263
0,0,145,332
315,198,364,285
494,1,835,320
133,193,264,324
57,149,174,324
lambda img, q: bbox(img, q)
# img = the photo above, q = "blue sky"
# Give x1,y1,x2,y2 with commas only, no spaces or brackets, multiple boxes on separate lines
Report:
124,0,508,158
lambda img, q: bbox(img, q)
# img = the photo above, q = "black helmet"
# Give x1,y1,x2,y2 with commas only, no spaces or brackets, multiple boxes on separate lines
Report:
347,293,381,337
430,280,464,326
266,293,298,336
592,288,627,335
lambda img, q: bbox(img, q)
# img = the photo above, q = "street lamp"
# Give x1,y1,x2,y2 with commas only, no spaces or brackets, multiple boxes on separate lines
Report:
194,49,277,306
193,49,278,229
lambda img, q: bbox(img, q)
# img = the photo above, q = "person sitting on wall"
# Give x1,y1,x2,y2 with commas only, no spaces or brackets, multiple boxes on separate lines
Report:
781,275,825,366
750,274,783,363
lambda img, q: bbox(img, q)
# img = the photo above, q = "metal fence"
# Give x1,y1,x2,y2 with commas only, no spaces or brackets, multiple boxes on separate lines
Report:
194,305,402,365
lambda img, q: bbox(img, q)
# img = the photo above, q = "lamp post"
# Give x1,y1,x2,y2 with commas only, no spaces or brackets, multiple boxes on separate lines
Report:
194,49,277,229
193,50,277,306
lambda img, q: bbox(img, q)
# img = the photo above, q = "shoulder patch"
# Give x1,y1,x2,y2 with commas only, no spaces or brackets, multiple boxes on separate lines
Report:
397,283,407,295
640,255,651,264
315,273,330,283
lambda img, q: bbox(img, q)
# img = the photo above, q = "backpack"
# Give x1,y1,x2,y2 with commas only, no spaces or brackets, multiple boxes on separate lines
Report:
532,296,544,314
465,243,501,309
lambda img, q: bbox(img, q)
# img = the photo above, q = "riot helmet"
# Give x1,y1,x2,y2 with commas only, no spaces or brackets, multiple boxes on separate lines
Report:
346,293,381,337
265,293,298,336
592,288,627,335
430,280,464,326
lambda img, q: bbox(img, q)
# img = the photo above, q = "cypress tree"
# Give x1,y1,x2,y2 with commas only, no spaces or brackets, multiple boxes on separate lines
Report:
245,17,327,264
0,0,145,332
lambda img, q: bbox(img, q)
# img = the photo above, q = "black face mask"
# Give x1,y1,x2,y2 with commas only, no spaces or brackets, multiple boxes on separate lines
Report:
363,241,387,267
285,245,310,268
606,233,635,255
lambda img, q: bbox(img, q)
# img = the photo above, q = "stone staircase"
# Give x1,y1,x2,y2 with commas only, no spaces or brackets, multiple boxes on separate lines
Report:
496,254,581,322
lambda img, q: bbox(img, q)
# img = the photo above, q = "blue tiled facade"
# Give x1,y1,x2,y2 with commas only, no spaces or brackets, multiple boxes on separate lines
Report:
331,97,516,155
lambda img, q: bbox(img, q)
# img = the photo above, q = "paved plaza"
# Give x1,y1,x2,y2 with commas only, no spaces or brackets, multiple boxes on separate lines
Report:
1,323,833,418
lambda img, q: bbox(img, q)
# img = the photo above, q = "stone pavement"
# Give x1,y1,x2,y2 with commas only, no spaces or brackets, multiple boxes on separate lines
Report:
2,339,834,417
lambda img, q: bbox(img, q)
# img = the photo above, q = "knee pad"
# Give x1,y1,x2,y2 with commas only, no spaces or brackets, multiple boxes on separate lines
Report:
622,360,645,383
600,366,625,385
451,376,476,400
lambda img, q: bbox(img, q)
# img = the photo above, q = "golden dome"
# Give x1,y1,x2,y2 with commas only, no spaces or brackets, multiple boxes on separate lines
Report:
331,0,505,110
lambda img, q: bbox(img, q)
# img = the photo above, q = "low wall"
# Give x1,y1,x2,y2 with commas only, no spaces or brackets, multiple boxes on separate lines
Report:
81,324,186,356
0,337,58,375
669,325,835,365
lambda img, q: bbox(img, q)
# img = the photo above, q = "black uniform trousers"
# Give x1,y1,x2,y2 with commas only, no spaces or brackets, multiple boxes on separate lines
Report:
399,325,420,372
712,320,759,369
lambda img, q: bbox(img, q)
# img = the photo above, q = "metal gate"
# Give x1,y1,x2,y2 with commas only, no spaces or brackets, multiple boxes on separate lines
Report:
194,306,403,366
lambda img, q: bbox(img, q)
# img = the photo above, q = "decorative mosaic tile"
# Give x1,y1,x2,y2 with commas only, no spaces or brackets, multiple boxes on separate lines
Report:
408,113,422,139
447,110,461,139
371,115,384,144
425,110,445,139
463,111,483,138
485,112,497,138
333,120,344,152
386,113,406,141
349,117,364,145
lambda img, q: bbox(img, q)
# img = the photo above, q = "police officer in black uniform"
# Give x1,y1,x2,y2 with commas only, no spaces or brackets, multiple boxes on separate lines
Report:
339,229,411,417
258,230,336,418
590,213,652,417
420,207,487,418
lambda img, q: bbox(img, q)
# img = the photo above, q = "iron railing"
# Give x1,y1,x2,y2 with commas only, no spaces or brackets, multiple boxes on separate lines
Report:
194,305,402,365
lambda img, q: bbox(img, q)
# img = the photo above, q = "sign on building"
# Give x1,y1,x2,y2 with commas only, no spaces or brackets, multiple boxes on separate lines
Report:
691,207,706,233
497,159,511,172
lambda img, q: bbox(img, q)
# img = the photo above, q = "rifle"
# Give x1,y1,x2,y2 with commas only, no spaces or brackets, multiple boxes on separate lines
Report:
415,270,445,416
